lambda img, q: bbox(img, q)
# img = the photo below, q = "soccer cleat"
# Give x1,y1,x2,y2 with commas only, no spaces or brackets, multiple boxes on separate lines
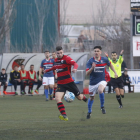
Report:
119,105,123,109
87,113,91,119
3,91,7,95
31,90,34,94
46,98,49,101
21,91,25,95
15,92,18,95
101,107,106,114
59,115,68,121
35,89,39,94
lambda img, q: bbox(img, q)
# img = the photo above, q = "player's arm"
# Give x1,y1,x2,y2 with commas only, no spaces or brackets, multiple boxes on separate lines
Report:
104,52,111,61
118,50,124,64
109,63,118,78
86,62,96,76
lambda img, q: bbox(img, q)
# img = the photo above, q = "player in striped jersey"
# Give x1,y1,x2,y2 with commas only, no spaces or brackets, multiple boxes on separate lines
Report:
45,46,87,121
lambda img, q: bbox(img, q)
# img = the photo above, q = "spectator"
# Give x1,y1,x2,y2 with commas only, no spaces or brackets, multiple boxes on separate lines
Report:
105,69,111,94
35,71,43,94
20,64,28,95
28,65,37,94
10,66,21,95
122,70,131,93
0,68,8,95
121,61,127,71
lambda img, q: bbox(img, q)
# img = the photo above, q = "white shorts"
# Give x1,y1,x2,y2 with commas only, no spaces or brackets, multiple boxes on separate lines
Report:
89,81,107,96
43,77,54,85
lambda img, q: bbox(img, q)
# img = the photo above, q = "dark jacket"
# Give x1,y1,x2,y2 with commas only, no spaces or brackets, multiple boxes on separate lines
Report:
0,72,7,82
121,61,127,71
10,70,20,81
122,73,130,83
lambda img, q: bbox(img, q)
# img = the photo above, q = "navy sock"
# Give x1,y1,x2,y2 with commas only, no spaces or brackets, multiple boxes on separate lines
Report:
88,98,94,113
45,89,48,99
99,93,105,108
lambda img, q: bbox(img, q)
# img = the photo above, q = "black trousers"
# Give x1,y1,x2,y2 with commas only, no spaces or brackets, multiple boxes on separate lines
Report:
11,80,21,92
36,80,42,90
124,82,131,92
21,80,28,91
107,81,111,93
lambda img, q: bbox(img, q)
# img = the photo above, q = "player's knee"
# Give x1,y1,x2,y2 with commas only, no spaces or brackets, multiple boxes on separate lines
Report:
98,89,103,94
45,85,49,89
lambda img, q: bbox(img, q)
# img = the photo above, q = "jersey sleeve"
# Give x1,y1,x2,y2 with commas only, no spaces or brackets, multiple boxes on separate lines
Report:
86,59,91,71
40,60,43,68
66,56,78,69
105,57,111,66
118,55,123,64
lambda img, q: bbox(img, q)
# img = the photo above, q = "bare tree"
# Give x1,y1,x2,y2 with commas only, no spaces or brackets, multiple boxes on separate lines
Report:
0,0,16,53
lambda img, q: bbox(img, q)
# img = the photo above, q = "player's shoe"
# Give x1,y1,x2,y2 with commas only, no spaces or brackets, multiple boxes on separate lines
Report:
119,105,123,108
46,98,49,101
3,91,7,95
101,107,106,114
59,114,68,121
21,91,25,95
15,92,18,95
87,113,91,119
31,90,34,95
35,89,39,94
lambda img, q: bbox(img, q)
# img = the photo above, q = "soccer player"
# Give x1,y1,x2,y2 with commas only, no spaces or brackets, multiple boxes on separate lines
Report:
44,46,87,121
0,68,8,95
105,50,124,108
28,65,37,94
20,64,28,95
10,66,21,95
86,46,118,119
39,50,55,101
52,51,57,99
105,68,111,93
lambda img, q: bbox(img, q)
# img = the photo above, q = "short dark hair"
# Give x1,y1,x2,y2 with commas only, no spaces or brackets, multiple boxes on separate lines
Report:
112,51,117,54
2,68,5,70
44,50,49,53
94,46,102,50
52,51,56,53
21,64,25,66
30,64,34,67
56,46,63,51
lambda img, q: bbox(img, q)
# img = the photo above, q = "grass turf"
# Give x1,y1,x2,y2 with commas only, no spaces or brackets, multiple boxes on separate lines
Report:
0,93,140,140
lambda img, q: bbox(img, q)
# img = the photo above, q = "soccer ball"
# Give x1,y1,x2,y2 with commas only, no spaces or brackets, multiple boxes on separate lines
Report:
64,92,75,103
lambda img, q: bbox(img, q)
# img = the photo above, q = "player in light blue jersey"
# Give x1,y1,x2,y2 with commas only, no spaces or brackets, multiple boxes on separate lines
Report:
39,50,55,101
86,46,118,119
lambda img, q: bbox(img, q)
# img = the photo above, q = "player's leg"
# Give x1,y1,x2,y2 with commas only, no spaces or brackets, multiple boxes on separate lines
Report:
98,81,107,114
3,81,8,95
48,77,54,100
53,79,57,99
28,80,34,94
20,80,25,95
55,85,68,121
43,77,49,101
0,82,1,88
118,78,124,108
35,80,42,94
23,80,28,94
11,80,18,95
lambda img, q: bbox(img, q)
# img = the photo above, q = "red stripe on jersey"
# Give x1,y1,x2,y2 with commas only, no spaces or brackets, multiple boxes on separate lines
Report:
96,63,107,67
57,78,74,84
86,68,89,71
43,62,53,65
57,71,71,77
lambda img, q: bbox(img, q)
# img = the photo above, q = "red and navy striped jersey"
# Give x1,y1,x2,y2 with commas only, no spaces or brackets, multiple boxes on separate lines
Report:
86,57,111,85
45,55,78,84
40,58,54,77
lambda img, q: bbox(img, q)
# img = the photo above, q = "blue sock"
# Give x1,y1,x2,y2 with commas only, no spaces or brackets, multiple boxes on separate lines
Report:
99,93,105,108
88,98,94,113
49,88,53,95
45,89,48,99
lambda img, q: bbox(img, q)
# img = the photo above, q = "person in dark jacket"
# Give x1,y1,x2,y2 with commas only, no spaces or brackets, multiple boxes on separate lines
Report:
121,61,127,71
122,70,131,93
10,66,21,95
0,68,8,95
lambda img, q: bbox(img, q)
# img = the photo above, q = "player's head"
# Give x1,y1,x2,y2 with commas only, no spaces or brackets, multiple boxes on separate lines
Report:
14,65,18,71
30,64,34,71
94,46,102,58
111,52,117,61
124,70,128,75
1,68,6,74
56,46,63,59
21,64,25,70
52,51,57,59
44,50,50,59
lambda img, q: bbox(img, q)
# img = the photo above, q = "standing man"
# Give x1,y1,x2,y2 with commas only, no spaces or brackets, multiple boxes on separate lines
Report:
86,46,118,119
0,68,8,95
20,64,28,95
52,51,57,99
10,66,21,95
105,50,124,108
39,50,55,101
28,65,37,94
45,46,87,121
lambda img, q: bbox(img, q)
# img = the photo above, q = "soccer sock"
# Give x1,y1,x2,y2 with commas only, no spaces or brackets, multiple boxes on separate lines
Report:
57,102,66,115
88,98,94,113
4,85,7,91
49,88,53,95
53,87,56,98
45,89,49,99
82,95,87,102
99,93,105,108
121,95,124,98
116,95,122,105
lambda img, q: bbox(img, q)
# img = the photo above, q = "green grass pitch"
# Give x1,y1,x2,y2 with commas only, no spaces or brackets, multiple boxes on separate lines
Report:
0,93,140,140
